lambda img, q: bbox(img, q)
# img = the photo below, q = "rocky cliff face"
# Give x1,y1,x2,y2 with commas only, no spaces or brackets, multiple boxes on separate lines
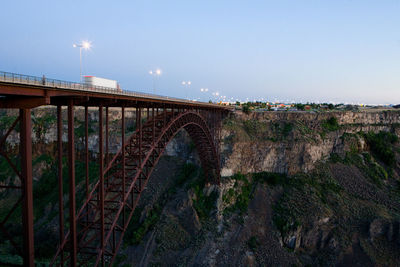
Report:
221,110,400,176
108,109,400,266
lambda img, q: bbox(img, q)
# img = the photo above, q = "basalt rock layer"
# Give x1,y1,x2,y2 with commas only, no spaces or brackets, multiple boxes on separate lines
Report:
220,110,400,176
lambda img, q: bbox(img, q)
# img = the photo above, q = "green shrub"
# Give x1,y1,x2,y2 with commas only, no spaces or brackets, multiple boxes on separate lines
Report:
193,190,218,219
242,105,250,114
0,156,19,182
74,118,95,141
232,172,247,182
189,172,218,220
32,113,56,140
222,188,235,204
0,114,19,133
273,199,300,236
282,123,293,137
364,131,398,167
247,236,259,251
329,153,343,163
321,117,339,131
234,183,252,213
225,174,252,214
176,163,197,186
243,120,260,137
253,172,286,186
130,205,161,244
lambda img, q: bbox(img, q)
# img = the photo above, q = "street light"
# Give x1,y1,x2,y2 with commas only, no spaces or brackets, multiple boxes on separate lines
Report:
73,41,92,82
212,91,220,103
200,88,209,101
181,81,191,99
149,69,162,93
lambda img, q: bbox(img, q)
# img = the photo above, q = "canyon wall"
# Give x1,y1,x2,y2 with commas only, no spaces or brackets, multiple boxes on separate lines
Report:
2,107,400,178
220,110,400,176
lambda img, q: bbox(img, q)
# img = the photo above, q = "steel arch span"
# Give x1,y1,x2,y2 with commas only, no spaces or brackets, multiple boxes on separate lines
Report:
0,71,231,266
52,110,221,266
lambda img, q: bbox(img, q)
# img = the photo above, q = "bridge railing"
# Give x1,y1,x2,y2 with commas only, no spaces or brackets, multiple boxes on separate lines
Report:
0,70,225,107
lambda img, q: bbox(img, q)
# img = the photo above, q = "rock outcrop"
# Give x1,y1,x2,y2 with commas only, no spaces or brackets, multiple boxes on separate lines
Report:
221,110,400,176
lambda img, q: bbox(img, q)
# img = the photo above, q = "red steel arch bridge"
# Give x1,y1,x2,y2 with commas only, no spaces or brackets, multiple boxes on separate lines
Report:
0,71,231,266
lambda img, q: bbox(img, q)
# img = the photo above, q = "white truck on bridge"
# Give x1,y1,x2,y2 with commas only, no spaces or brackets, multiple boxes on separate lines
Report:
84,76,121,91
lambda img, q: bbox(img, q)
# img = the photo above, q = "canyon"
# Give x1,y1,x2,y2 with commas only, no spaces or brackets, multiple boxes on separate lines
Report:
1,108,400,266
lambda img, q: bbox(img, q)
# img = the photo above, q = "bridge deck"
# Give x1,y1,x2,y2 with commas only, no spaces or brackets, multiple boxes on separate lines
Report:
0,71,232,109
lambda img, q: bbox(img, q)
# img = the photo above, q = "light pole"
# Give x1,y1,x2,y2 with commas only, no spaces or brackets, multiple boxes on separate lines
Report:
149,69,162,93
212,91,220,103
181,81,191,99
200,88,209,101
73,41,91,82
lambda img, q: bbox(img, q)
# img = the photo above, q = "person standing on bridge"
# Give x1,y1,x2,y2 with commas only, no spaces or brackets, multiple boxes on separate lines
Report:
42,75,46,85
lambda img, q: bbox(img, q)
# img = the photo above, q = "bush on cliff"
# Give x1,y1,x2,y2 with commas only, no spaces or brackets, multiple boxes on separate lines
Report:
190,172,218,220
253,172,286,186
322,117,339,132
364,131,398,167
242,104,250,114
223,173,253,215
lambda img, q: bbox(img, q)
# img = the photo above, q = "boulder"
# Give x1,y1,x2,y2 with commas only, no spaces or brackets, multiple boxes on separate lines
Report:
243,251,255,267
369,218,388,241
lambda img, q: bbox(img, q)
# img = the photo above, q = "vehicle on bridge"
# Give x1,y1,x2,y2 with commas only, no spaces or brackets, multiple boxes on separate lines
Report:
84,75,121,91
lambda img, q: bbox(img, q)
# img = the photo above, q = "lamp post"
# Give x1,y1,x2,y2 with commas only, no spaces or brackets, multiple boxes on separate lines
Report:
212,91,220,103
149,69,162,93
200,88,209,101
181,81,191,99
73,41,91,82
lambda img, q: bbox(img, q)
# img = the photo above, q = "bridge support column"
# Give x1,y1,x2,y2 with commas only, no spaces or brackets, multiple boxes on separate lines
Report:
121,107,126,232
85,105,89,198
99,106,105,266
105,107,109,167
20,108,34,267
57,106,65,265
138,107,142,190
68,101,77,267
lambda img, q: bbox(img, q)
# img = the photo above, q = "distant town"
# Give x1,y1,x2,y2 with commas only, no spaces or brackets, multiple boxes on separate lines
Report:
217,101,400,112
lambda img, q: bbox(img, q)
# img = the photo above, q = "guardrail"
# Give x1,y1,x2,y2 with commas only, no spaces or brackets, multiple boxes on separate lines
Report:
0,71,223,107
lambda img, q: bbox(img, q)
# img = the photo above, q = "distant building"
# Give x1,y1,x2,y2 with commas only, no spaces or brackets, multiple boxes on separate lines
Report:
320,105,329,110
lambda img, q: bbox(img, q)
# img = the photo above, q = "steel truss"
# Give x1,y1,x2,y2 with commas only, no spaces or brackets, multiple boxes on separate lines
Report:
50,108,222,266
0,110,34,266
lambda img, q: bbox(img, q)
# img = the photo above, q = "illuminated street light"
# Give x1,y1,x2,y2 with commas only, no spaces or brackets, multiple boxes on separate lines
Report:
73,40,92,82
211,91,221,103
199,88,209,101
182,81,191,99
149,69,162,93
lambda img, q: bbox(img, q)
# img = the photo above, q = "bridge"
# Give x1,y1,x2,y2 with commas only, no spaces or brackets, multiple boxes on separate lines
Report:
0,71,231,266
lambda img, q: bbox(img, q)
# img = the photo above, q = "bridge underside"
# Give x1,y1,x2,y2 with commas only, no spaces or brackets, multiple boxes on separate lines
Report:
0,81,229,266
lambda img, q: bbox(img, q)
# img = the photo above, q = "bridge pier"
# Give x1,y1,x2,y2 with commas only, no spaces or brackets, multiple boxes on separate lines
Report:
57,106,65,265
99,105,105,266
20,108,34,267
68,101,77,266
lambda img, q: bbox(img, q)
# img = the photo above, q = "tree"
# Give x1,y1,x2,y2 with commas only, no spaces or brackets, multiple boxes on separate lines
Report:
242,105,250,114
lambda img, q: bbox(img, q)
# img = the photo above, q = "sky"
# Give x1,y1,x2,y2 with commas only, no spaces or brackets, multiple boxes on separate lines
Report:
0,0,399,104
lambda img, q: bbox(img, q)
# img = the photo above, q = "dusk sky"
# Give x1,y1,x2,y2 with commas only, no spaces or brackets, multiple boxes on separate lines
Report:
1,1,399,104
